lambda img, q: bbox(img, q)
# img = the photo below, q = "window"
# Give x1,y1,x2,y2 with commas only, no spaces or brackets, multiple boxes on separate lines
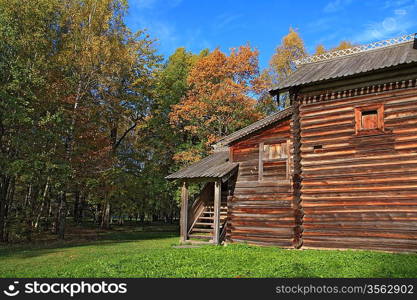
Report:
313,145,323,153
263,143,288,160
259,141,289,181
355,104,384,135
361,110,378,130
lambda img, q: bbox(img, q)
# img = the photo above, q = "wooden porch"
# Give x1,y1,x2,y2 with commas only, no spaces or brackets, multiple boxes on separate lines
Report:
165,150,238,245
180,180,229,245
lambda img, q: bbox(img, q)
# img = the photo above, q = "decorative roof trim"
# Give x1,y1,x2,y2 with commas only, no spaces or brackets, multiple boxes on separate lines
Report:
294,33,416,66
299,78,417,105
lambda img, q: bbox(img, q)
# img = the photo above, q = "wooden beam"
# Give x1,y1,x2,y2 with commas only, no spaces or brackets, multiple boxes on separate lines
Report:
258,142,264,181
180,181,189,243
213,180,222,245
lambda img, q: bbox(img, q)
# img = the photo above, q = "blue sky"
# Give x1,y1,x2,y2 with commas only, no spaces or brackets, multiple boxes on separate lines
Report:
126,0,417,69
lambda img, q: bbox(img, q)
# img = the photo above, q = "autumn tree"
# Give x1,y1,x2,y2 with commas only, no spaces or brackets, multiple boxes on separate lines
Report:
333,40,354,50
270,28,307,83
314,41,354,55
0,0,161,241
314,44,326,55
260,28,307,109
170,46,264,164
266,29,352,109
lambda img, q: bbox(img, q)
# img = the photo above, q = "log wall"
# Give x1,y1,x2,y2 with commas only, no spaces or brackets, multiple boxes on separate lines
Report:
227,119,296,247
299,81,417,252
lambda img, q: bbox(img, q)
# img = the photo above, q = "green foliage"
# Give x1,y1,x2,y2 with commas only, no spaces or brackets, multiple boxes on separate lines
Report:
0,228,416,278
0,0,164,241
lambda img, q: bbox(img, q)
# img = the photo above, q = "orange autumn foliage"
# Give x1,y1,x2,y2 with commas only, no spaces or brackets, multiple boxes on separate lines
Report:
170,46,264,163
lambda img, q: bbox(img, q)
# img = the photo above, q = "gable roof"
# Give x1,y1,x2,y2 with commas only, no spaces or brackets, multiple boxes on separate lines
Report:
165,150,238,180
166,108,292,180
214,107,293,147
271,37,417,93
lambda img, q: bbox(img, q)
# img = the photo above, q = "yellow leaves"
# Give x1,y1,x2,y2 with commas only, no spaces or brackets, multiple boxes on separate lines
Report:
282,28,306,49
173,148,202,165
315,44,326,55
313,41,354,56
332,40,354,51
269,27,306,81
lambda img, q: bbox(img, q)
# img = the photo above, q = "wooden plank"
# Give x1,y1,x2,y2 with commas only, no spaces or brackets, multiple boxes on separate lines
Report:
258,142,263,181
213,180,221,245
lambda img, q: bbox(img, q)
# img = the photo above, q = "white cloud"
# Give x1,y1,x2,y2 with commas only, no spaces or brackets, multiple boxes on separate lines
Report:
305,17,337,33
353,16,414,43
127,0,209,57
383,0,413,9
130,0,183,9
213,13,243,31
394,8,407,14
132,0,157,9
323,0,352,13
352,0,417,43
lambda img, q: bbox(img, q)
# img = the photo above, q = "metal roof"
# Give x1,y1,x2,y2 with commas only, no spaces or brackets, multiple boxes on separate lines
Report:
271,39,417,92
214,107,293,147
165,150,238,180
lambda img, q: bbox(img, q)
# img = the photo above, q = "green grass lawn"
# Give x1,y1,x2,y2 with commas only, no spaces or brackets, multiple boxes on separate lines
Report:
0,226,416,278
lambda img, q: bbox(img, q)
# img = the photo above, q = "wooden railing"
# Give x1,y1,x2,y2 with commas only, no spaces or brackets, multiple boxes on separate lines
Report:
187,182,213,233
220,218,227,243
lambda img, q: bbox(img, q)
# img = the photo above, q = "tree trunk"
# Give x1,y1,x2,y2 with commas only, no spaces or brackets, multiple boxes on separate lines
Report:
57,191,67,239
73,190,80,224
3,177,15,242
77,192,85,224
0,175,10,242
23,183,34,241
34,178,50,229
100,200,110,229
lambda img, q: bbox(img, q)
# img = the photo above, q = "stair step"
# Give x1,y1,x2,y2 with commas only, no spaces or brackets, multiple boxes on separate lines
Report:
205,207,227,210
195,222,214,226
191,228,213,233
203,211,227,215
189,234,212,240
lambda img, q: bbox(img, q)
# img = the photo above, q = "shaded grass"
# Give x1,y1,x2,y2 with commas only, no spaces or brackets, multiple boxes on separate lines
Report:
0,227,416,278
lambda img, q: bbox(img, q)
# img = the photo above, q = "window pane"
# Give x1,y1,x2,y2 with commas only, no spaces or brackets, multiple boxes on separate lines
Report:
263,144,269,160
263,142,287,160
280,142,288,158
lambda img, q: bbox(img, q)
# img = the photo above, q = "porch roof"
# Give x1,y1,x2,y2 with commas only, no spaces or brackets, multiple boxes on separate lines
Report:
165,150,238,180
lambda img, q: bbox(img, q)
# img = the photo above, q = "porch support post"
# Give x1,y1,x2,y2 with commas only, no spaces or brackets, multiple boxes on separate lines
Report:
213,179,222,245
180,181,189,243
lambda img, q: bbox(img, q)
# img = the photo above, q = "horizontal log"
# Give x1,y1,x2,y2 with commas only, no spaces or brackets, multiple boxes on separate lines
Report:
303,221,417,230
230,212,295,218
300,89,417,115
229,220,295,227
229,238,292,247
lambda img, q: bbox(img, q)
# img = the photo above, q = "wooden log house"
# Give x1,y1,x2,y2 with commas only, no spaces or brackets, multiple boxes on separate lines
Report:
166,34,417,252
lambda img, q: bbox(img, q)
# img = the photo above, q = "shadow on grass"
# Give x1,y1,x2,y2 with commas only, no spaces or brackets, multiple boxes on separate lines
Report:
0,228,179,260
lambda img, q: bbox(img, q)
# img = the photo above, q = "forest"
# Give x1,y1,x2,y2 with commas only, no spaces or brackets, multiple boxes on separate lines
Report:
0,0,352,242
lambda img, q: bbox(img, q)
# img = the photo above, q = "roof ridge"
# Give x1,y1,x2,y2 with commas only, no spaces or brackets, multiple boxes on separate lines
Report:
295,33,416,66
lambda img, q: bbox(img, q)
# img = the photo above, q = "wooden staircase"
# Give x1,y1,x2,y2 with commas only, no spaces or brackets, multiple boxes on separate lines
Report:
188,204,228,242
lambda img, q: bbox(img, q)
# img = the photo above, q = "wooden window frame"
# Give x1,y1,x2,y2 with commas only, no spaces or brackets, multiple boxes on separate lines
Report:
258,140,290,182
354,104,385,136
